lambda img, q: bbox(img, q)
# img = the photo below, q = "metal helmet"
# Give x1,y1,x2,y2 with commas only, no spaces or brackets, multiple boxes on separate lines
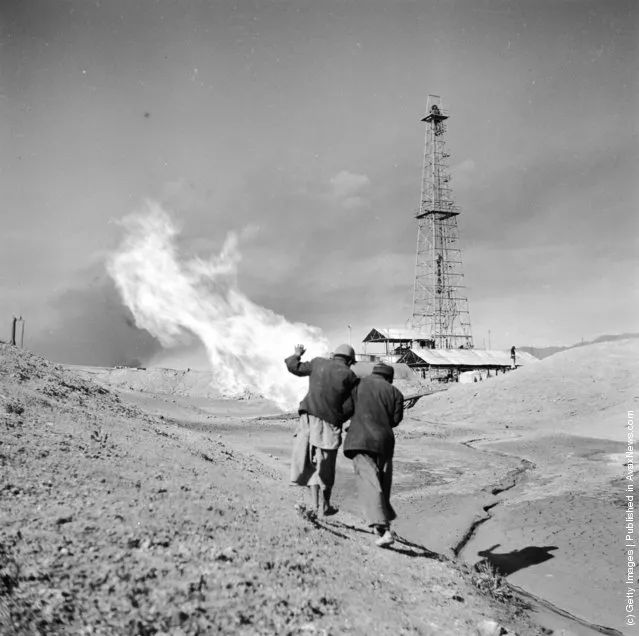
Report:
333,343,355,362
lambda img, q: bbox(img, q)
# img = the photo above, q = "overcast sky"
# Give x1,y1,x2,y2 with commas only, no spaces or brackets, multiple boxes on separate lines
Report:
1,0,637,365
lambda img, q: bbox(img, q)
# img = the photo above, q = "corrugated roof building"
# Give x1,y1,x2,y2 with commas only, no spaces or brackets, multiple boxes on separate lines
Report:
358,326,537,381
397,347,538,381
360,327,436,364
400,348,538,367
363,327,433,343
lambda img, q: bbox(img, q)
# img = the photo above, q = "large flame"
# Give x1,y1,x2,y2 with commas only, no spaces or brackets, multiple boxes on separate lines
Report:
106,200,329,410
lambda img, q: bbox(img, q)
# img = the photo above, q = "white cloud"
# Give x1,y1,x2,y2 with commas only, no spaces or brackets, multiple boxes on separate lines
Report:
329,170,370,198
339,195,367,210
328,170,371,209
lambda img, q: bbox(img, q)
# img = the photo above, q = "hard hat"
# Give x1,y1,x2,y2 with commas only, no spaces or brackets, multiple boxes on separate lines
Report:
333,344,355,361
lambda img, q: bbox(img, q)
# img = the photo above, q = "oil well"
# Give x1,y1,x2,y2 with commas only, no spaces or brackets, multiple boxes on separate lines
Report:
360,96,535,381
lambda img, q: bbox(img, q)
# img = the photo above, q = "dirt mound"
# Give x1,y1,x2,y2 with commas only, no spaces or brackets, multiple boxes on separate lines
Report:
0,345,143,421
69,365,225,399
0,343,542,635
412,338,639,438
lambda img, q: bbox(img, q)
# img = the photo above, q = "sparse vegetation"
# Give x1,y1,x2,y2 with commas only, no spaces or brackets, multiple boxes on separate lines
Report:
3,401,24,416
470,562,525,607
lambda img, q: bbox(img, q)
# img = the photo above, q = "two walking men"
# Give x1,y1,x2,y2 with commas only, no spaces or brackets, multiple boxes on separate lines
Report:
285,343,404,547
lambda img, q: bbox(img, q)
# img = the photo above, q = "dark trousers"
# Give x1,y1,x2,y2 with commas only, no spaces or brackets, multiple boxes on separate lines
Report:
352,452,396,528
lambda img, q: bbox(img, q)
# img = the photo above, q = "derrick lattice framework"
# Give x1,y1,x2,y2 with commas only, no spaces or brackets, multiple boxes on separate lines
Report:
411,95,474,349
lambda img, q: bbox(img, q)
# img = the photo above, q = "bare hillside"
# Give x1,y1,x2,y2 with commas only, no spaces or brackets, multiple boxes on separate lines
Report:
411,339,638,439
67,365,225,399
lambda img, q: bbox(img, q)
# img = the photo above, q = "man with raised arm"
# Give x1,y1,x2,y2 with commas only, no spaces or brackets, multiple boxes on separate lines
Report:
285,343,359,517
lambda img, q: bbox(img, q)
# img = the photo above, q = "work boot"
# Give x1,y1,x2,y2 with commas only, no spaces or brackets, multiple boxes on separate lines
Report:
321,502,339,516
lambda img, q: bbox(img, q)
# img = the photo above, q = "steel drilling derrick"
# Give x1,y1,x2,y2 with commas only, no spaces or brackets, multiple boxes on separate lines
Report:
411,95,474,349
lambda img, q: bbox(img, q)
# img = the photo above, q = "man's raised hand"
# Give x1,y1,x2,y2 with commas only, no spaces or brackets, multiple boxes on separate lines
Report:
294,344,306,357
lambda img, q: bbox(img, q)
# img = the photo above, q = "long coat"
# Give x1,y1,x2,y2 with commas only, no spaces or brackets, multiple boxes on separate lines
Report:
285,354,358,426
343,374,404,460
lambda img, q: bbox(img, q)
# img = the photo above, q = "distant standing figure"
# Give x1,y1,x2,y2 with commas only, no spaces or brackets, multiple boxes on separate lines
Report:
510,345,516,369
285,343,358,517
343,363,404,547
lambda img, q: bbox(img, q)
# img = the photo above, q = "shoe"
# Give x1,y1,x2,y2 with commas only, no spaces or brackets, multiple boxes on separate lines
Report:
322,505,339,517
375,530,395,548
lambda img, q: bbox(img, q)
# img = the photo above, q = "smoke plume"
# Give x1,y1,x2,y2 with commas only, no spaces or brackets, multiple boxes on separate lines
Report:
106,200,329,410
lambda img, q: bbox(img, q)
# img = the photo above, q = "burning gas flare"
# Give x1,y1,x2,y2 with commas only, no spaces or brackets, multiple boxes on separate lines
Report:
106,200,329,410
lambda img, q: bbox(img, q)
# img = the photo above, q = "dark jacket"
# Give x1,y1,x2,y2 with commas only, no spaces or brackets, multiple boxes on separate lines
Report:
343,375,404,460
285,354,358,426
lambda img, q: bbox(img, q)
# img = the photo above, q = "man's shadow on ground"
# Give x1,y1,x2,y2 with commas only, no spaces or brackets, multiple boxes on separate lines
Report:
307,511,556,568
475,544,558,576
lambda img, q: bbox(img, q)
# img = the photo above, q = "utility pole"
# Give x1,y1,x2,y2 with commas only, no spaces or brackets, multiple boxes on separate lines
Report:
10,316,25,347
10,316,17,346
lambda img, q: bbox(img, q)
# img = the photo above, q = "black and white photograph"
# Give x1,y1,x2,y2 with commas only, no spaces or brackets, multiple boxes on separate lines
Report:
1,0,637,634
